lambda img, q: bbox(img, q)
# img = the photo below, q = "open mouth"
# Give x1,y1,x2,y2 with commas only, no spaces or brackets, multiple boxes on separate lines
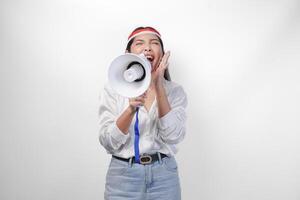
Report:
146,56,154,64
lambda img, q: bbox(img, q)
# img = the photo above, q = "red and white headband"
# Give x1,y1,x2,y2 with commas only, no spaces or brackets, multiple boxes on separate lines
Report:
127,27,161,42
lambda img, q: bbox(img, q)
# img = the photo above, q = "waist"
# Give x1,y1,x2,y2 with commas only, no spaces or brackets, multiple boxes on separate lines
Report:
112,152,168,165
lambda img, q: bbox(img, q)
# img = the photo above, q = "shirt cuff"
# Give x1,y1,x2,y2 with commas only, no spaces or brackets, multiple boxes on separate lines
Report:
158,109,177,129
110,122,129,145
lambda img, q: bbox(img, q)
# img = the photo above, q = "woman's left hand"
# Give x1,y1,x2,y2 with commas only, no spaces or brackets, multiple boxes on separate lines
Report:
152,51,170,86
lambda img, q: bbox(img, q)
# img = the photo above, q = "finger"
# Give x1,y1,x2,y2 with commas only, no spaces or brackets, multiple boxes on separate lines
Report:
164,51,170,62
135,96,146,101
131,102,143,107
141,93,147,98
130,99,145,106
157,59,169,72
161,51,170,64
138,98,145,104
131,98,145,105
140,92,147,97
163,62,169,70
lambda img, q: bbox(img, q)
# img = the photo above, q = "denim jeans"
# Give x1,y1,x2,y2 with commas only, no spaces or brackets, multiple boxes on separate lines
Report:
104,155,181,200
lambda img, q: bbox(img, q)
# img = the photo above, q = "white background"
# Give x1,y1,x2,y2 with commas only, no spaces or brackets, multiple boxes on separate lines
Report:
1,0,300,199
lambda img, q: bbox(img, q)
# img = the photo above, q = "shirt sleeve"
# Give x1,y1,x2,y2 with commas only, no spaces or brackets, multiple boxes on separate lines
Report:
98,84,129,154
157,84,188,144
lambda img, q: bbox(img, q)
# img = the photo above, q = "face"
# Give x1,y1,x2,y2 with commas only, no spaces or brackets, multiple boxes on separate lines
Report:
129,33,163,72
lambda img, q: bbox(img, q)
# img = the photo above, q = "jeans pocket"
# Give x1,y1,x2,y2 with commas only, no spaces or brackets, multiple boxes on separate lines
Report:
107,158,129,176
163,157,178,173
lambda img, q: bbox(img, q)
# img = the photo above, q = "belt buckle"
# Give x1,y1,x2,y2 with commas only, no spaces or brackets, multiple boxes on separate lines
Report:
139,155,152,165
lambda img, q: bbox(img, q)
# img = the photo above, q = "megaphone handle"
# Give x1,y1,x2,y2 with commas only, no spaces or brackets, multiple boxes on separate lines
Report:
134,107,140,163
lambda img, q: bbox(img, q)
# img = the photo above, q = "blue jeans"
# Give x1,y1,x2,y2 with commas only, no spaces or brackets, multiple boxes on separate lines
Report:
104,155,181,200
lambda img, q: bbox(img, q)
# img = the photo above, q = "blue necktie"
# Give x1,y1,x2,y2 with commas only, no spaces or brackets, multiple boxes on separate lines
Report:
134,107,140,163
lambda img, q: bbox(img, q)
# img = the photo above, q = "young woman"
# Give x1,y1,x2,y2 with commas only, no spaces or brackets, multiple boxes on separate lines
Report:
98,26,187,200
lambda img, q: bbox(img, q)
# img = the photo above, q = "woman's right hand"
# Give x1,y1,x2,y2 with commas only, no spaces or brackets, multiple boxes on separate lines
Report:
117,92,147,134
128,93,147,112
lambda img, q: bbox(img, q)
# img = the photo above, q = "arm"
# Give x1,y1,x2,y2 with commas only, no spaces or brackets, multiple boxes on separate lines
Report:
98,84,129,154
98,84,146,153
155,82,171,118
116,94,146,133
156,85,188,144
153,51,171,118
153,51,187,144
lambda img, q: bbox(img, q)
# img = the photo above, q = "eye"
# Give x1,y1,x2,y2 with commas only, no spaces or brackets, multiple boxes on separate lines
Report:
152,42,160,45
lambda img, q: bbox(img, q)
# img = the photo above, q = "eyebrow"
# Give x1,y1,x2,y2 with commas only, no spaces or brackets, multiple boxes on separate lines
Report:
134,39,144,42
150,39,160,42
134,38,160,43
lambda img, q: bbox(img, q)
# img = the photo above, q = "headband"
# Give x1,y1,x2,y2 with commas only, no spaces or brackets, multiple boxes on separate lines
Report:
127,27,161,42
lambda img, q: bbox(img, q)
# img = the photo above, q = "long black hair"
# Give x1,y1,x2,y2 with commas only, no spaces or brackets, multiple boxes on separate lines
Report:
126,27,171,81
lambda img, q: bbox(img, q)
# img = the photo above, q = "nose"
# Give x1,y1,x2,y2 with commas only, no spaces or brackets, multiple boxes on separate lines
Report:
143,43,152,52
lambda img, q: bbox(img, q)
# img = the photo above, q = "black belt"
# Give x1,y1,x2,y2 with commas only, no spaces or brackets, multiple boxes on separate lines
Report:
112,153,168,165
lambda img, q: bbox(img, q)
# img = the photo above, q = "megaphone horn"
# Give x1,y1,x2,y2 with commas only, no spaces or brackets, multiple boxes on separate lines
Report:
108,53,151,98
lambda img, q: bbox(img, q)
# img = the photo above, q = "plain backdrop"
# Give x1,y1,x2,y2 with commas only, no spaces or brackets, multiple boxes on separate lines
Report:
1,0,300,199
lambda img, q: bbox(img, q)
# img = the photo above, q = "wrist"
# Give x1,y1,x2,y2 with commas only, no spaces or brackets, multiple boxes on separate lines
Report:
126,105,136,115
155,81,165,92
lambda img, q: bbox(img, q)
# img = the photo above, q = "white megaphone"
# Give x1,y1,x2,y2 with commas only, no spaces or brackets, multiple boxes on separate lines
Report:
108,53,152,98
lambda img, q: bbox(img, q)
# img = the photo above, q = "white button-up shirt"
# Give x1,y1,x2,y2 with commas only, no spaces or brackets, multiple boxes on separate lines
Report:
98,79,187,158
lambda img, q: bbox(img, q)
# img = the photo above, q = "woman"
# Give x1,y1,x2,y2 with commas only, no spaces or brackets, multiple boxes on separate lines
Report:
98,26,187,200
